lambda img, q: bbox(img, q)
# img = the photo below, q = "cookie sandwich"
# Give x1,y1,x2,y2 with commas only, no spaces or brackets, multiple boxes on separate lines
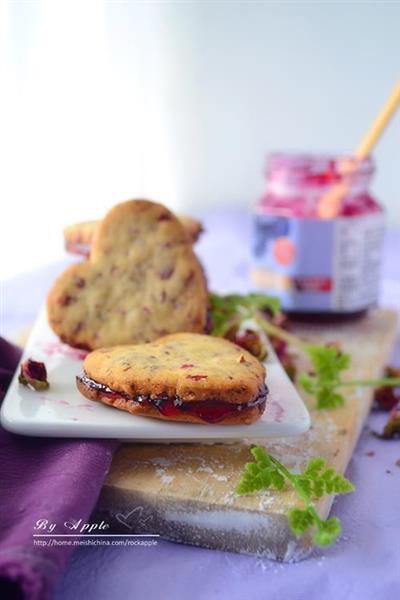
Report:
76,333,268,425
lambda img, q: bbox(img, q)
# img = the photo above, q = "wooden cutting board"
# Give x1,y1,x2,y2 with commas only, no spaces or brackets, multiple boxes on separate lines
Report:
94,309,397,560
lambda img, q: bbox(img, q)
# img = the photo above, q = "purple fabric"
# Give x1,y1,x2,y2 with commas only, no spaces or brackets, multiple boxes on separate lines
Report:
0,337,118,600
2,209,400,600
0,339,22,402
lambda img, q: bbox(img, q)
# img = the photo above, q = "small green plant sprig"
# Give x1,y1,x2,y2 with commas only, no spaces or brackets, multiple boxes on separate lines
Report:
209,292,280,337
299,344,351,409
300,344,400,410
236,446,354,546
209,293,400,410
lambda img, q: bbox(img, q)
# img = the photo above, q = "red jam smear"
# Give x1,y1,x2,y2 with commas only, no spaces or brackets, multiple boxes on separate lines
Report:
78,374,267,424
154,397,247,423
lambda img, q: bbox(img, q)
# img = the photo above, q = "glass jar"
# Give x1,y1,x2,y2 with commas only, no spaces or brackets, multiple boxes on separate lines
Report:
251,153,385,319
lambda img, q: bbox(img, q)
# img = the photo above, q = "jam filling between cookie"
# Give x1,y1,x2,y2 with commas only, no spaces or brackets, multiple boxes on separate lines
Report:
77,374,268,424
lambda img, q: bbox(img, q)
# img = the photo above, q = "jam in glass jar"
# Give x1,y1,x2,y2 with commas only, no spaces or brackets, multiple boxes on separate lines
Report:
251,153,385,320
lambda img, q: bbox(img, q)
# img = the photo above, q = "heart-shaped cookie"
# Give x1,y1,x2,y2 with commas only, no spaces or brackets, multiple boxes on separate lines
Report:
76,333,267,425
47,200,208,349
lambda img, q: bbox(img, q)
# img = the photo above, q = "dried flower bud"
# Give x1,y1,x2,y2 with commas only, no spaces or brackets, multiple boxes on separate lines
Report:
269,337,297,380
225,327,268,361
271,337,288,361
374,401,400,439
374,366,400,411
282,356,297,382
18,359,49,391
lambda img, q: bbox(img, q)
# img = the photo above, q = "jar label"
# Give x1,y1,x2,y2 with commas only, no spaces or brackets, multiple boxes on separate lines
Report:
251,213,385,312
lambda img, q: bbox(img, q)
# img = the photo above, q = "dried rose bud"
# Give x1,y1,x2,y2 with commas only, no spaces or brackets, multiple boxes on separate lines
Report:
386,366,400,378
376,403,400,439
268,337,297,380
374,366,400,411
281,355,297,382
261,307,286,328
18,359,49,391
225,327,268,361
271,337,288,362
374,387,400,412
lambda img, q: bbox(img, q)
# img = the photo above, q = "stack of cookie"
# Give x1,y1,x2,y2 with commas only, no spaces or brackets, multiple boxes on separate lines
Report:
47,199,267,425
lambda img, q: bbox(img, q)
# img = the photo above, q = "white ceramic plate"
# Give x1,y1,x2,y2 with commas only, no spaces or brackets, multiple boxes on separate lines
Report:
1,309,310,442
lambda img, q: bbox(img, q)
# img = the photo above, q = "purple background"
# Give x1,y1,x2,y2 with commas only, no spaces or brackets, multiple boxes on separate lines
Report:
3,210,400,600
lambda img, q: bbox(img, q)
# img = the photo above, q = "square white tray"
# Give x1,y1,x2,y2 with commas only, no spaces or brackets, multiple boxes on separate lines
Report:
1,309,310,442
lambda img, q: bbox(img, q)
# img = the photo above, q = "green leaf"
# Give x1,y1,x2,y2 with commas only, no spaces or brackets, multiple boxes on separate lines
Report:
288,508,315,536
303,457,326,475
236,446,355,549
296,457,354,499
300,344,350,410
329,474,355,495
316,389,345,410
236,447,285,495
245,293,281,316
250,445,272,465
299,373,316,394
208,292,280,337
306,345,350,382
313,517,341,547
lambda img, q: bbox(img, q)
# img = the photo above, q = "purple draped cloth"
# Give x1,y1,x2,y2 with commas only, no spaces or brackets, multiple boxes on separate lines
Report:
0,337,118,600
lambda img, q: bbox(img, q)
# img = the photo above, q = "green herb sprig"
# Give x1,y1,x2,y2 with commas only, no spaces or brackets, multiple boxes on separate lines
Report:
209,292,280,337
299,345,351,409
209,293,400,410
237,446,354,546
300,345,400,410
